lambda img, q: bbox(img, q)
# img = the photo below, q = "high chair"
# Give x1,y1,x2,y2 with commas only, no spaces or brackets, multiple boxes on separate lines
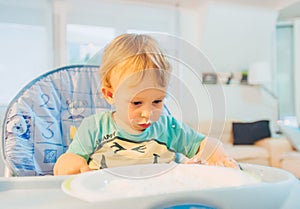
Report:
0,65,111,176
1,64,171,176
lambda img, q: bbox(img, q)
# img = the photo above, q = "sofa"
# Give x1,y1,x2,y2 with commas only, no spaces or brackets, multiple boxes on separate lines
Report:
277,124,300,178
198,120,295,171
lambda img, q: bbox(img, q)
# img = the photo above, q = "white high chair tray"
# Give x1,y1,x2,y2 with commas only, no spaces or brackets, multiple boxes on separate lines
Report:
62,163,260,203
0,163,299,209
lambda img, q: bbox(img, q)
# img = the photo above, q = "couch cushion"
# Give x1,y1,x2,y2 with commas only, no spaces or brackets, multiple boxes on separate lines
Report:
232,120,271,145
281,151,300,178
199,120,233,144
279,124,300,151
224,144,269,161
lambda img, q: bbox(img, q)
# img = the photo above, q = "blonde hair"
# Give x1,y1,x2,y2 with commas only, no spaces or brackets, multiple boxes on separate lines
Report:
100,33,171,89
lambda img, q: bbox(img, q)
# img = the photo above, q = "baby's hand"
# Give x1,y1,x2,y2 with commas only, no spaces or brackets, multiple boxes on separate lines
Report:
202,149,239,168
54,152,91,175
184,138,239,169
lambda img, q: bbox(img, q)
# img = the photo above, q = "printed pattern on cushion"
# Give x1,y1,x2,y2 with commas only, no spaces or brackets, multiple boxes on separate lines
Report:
2,65,111,176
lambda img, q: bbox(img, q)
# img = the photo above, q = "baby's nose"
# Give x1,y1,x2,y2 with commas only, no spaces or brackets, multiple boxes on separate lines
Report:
141,107,153,119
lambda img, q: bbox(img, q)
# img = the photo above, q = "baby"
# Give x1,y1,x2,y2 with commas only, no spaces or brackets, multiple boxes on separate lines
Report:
54,33,238,175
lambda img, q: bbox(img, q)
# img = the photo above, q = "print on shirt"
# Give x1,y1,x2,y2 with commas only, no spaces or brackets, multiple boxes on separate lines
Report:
88,137,176,169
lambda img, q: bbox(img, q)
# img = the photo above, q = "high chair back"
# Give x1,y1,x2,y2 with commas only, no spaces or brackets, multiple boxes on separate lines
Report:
1,65,111,176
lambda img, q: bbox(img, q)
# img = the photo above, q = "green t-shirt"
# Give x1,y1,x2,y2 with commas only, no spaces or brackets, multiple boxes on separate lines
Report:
67,112,205,169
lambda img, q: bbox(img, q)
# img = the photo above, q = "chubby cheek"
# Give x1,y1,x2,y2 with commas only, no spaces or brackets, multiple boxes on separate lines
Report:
128,110,140,123
151,110,162,123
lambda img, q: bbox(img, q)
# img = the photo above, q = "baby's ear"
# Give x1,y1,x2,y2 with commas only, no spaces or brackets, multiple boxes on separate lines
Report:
101,87,114,104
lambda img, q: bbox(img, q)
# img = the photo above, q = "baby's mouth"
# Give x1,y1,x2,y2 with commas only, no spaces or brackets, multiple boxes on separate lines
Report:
137,121,151,129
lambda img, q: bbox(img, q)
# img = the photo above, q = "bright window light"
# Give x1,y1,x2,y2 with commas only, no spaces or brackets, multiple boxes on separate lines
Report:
67,24,115,65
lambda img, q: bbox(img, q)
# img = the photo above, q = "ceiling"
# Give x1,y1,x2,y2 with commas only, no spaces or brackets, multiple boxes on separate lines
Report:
278,0,300,20
122,0,300,19
206,0,299,10
122,0,298,8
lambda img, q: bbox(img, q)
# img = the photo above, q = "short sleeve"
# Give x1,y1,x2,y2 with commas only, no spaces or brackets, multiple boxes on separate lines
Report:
67,115,99,160
162,116,205,158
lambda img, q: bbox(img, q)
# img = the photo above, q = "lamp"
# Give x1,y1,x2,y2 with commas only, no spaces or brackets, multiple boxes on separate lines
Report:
248,61,276,99
248,62,271,85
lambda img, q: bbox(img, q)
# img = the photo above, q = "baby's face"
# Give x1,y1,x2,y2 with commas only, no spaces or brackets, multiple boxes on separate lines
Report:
112,71,167,133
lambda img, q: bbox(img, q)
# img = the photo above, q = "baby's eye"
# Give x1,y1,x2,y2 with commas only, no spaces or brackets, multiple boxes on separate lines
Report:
131,101,142,106
153,100,163,104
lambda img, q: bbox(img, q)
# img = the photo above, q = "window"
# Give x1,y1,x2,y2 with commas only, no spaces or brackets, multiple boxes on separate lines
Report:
67,24,115,65
276,24,295,122
0,1,52,105
0,0,178,106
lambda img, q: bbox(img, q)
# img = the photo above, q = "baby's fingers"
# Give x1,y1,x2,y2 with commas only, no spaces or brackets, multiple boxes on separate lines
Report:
80,165,91,173
183,156,208,165
183,156,198,164
223,158,239,169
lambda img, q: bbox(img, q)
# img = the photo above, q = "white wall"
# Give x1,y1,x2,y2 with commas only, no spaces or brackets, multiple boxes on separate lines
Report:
167,78,278,135
294,18,300,125
198,2,278,73
171,2,280,132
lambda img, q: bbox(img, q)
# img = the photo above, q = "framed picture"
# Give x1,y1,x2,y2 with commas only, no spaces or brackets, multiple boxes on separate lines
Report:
202,72,218,84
